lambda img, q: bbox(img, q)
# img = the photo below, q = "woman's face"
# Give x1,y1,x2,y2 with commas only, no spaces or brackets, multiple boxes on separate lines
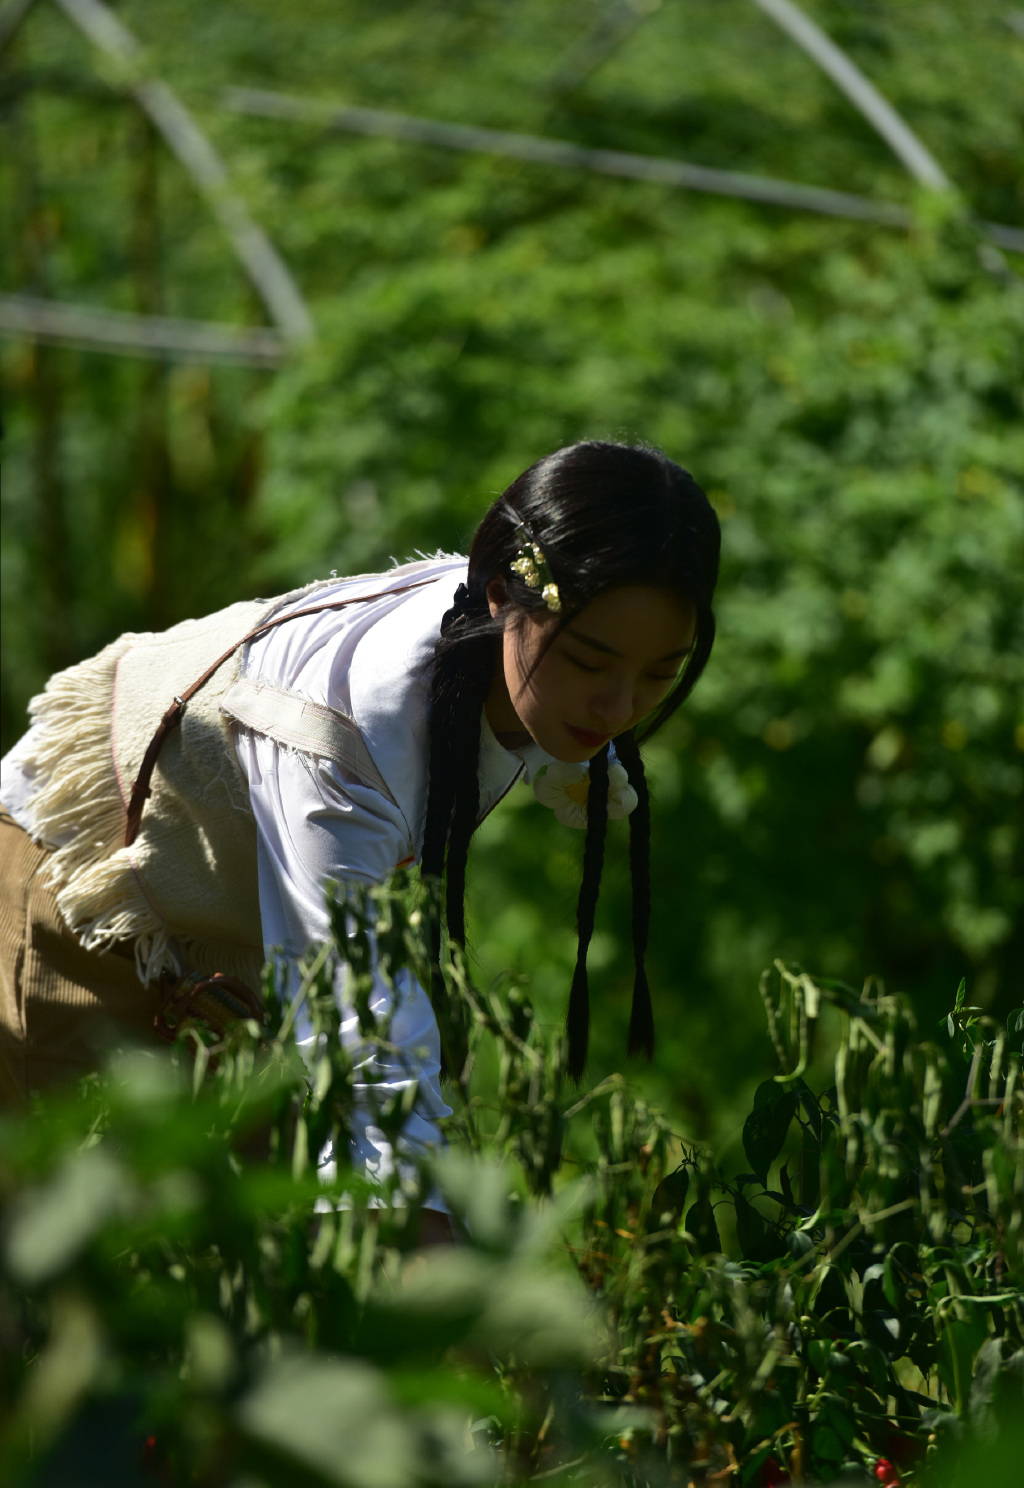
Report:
486,583,697,762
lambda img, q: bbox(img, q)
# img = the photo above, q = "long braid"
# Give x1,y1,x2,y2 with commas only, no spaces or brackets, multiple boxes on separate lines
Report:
613,729,654,1061
421,661,458,880
421,645,459,1039
442,643,492,946
421,589,493,1076
567,744,609,1082
421,664,453,1041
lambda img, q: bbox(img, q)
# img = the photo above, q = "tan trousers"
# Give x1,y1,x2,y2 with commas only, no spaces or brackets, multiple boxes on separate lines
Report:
0,808,161,1107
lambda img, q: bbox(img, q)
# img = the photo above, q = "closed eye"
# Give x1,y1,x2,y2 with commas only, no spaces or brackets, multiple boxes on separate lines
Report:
565,653,600,674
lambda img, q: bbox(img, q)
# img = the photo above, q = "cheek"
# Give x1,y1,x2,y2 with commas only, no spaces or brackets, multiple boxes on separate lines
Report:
503,631,525,695
640,678,677,718
505,621,552,696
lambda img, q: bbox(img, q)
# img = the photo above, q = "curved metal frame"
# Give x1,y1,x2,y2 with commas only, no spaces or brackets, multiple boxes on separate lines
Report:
0,293,286,364
749,0,950,190
2,0,1018,365
52,0,313,344
223,86,1023,254
1,0,313,355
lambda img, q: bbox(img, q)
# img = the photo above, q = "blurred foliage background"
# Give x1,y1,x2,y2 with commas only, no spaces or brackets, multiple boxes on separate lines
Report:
2,0,1022,1150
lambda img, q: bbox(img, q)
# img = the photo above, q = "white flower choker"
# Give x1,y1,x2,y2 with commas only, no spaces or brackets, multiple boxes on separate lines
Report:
533,761,638,830
509,521,562,613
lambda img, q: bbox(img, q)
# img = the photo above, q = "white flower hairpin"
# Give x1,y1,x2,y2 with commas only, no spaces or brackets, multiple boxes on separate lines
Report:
509,521,562,613
533,761,638,830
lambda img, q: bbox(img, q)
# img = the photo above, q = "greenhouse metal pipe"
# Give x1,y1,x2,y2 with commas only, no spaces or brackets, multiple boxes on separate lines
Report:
51,0,314,346
223,85,913,226
222,86,1024,252
0,294,287,365
749,0,951,190
0,0,38,53
546,0,663,96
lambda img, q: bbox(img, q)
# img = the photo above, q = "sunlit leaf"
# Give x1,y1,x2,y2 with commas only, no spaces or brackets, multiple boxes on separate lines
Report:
6,1147,129,1285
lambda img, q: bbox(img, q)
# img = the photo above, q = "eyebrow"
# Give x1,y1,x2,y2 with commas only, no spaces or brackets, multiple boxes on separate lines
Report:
565,627,691,663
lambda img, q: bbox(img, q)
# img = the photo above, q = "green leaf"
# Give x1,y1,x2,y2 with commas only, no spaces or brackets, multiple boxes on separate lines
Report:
685,1193,722,1256
734,1191,767,1261
968,1337,1004,1431
237,1354,417,1488
366,1249,599,1368
429,1152,518,1253
847,1340,890,1393
742,1082,799,1187
389,1366,509,1423
799,1124,821,1210
936,1313,990,1414
817,1395,856,1449
810,1422,845,1468
6,1146,130,1285
650,1166,690,1224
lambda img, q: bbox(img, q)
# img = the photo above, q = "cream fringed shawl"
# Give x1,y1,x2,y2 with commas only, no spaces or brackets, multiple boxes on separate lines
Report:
24,597,275,987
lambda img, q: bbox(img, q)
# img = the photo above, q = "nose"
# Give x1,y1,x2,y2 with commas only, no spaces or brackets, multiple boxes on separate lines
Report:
590,675,635,733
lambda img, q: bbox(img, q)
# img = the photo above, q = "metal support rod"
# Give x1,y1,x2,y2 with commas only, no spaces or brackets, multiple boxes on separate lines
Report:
51,0,314,345
0,0,38,52
223,86,1023,252
546,0,662,96
0,294,287,365
223,86,909,226
749,0,951,190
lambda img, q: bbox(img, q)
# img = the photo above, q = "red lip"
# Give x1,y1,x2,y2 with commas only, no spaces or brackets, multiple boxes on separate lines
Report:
565,725,610,748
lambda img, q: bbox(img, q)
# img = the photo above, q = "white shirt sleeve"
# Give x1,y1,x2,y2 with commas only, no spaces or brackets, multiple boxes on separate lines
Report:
232,725,452,1198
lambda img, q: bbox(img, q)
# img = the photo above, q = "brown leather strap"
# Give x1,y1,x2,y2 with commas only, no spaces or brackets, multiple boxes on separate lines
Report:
124,578,436,846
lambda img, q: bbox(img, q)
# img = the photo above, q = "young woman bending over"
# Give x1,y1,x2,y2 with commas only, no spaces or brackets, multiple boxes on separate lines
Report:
0,440,720,1216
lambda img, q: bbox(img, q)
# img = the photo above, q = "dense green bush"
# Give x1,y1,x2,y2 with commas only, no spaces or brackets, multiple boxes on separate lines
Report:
3,2,1022,1134
2,877,1021,1486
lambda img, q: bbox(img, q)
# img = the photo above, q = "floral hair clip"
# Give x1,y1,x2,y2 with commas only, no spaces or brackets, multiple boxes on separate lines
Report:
510,521,562,613
533,761,638,830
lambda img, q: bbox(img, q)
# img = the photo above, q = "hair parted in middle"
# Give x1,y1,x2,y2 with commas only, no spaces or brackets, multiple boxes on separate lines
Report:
420,439,721,1082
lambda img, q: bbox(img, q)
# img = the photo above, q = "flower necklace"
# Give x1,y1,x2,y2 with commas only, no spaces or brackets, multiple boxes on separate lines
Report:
532,760,638,830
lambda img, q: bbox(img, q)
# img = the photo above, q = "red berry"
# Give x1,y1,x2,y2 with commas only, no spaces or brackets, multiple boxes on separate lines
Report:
759,1459,791,1486
885,1430,925,1465
873,1460,901,1486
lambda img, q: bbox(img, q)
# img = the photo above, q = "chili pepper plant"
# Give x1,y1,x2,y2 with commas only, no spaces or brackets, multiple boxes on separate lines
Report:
1,874,1021,1486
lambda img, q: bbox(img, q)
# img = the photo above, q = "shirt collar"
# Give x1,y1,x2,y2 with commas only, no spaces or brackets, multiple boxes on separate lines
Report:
478,709,555,788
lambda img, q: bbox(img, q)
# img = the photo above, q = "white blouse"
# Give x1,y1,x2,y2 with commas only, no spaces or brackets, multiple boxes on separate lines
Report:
1,557,555,1196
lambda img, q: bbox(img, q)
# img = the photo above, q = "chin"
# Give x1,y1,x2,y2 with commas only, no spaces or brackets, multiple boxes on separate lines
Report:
550,741,602,764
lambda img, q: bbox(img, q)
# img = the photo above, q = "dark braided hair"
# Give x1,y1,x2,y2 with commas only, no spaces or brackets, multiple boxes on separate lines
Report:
421,441,720,1081
420,586,493,1075
611,728,653,1065
567,744,609,1080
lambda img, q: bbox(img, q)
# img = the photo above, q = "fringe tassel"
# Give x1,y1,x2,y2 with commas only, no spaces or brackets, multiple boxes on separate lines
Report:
25,635,135,885
52,847,175,982
23,635,263,992
56,848,262,987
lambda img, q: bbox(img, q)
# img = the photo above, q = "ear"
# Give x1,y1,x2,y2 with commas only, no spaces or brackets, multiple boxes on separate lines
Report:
486,576,508,620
